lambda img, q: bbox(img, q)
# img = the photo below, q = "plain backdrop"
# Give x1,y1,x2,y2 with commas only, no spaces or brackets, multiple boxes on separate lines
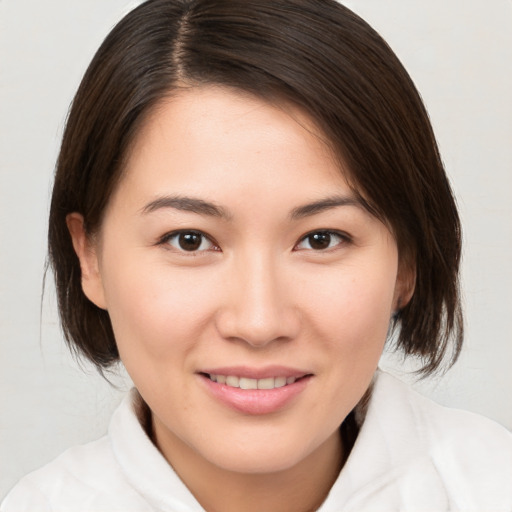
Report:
1,0,511,500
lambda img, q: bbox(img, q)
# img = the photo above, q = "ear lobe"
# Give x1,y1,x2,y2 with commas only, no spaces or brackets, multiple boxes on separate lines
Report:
66,213,107,310
393,262,416,312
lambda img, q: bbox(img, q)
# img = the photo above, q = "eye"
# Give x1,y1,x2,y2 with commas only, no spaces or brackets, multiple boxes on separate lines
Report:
295,230,349,251
161,230,217,252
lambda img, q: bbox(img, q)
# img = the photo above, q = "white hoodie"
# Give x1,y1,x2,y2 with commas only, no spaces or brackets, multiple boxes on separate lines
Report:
2,371,511,511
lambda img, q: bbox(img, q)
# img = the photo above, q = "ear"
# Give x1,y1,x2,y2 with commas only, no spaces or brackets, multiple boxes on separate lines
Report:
393,260,416,312
66,213,107,310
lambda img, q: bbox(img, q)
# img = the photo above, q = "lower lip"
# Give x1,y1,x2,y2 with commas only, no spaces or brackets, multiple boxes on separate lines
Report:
200,375,311,415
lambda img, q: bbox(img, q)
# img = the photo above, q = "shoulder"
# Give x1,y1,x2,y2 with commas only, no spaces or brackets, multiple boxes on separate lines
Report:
313,371,512,512
0,436,151,512
382,371,512,461
0,395,152,512
378,371,512,508
1,390,201,512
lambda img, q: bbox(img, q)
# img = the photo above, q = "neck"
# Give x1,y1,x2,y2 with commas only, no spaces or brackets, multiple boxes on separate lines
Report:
151,415,346,512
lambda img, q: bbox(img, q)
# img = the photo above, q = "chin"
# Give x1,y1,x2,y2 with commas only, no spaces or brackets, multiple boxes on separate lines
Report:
200,432,326,475
213,450,306,475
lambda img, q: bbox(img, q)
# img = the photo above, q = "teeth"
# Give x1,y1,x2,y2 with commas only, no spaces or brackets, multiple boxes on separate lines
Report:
257,377,275,390
239,377,258,390
225,376,240,387
209,374,300,390
274,377,287,388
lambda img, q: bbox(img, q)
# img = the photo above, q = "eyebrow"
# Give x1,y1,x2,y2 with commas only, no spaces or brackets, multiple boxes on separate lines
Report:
141,195,231,219
141,194,364,220
290,195,364,219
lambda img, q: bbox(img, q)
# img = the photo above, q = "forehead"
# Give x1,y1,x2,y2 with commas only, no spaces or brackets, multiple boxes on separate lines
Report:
117,86,352,203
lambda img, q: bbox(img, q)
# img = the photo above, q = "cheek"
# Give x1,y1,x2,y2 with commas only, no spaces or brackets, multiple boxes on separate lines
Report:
302,257,398,393
100,255,220,361
308,266,397,411
306,260,397,336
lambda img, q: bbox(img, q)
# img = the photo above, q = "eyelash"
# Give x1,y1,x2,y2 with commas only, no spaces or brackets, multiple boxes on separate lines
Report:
159,230,219,253
158,229,351,254
294,230,351,251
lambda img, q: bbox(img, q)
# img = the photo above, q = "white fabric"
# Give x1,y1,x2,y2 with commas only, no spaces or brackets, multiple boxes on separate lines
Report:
2,371,512,511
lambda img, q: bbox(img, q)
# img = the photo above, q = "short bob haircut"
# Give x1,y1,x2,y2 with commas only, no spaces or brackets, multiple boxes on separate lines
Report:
49,0,463,375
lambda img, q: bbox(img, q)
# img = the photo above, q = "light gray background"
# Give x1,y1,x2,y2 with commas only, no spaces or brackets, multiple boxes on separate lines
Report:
1,0,511,500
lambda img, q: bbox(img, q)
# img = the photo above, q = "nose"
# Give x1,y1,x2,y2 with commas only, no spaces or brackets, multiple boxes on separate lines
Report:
215,253,300,347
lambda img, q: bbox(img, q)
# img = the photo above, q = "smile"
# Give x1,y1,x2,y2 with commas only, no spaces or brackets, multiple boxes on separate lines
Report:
207,374,298,390
201,370,312,415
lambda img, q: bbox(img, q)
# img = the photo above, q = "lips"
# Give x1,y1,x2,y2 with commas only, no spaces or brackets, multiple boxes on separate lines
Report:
198,366,312,415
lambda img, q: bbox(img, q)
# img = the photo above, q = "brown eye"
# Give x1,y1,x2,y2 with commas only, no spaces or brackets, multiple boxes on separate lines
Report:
179,232,202,251
164,231,215,252
308,232,332,250
295,231,348,251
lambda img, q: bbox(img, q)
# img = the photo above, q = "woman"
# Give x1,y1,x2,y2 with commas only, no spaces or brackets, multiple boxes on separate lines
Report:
2,0,511,510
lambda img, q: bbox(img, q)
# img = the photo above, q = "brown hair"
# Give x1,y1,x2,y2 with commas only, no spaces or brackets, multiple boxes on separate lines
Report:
49,0,463,374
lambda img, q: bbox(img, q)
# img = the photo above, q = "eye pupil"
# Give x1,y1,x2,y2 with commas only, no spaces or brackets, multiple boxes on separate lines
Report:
179,232,202,251
309,232,331,250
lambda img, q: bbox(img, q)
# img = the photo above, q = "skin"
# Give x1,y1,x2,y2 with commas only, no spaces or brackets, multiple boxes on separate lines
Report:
68,86,413,512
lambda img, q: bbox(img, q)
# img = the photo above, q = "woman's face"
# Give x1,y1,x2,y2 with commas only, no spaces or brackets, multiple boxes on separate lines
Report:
71,86,410,476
